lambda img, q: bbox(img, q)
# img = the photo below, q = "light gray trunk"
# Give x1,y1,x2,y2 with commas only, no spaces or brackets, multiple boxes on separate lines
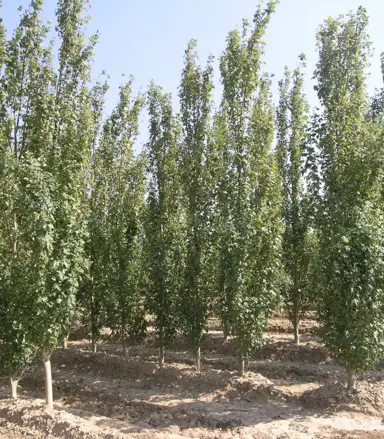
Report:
10,375,18,400
294,317,300,345
62,339,68,350
195,346,201,371
238,355,245,377
124,344,130,360
347,368,356,391
223,323,229,341
44,358,53,409
159,343,165,367
91,338,97,354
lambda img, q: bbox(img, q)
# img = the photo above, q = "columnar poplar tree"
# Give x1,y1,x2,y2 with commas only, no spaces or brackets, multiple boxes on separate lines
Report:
145,82,184,366
32,0,98,408
79,79,109,353
218,2,282,375
210,110,231,338
178,40,214,370
0,0,98,407
92,79,146,356
0,1,31,400
308,7,384,390
0,0,56,400
236,77,282,373
277,61,313,345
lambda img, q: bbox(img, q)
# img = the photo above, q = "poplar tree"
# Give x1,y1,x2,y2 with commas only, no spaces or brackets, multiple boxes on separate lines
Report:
93,79,146,356
217,2,282,375
308,7,384,390
178,40,214,370
0,0,97,407
0,0,56,401
79,79,109,353
277,61,313,345
145,83,184,366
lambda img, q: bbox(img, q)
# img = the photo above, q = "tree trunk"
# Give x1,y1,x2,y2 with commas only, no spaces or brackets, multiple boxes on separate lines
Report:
123,344,130,360
44,358,53,409
90,294,98,354
347,368,356,391
194,346,201,371
10,375,18,400
294,315,300,345
159,342,165,367
222,323,229,341
12,214,17,260
238,355,245,377
62,339,68,350
91,330,97,354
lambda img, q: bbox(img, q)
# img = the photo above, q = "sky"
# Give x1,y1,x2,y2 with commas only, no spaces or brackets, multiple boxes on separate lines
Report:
2,0,384,149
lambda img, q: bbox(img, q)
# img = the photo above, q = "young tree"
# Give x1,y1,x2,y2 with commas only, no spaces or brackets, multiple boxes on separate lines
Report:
78,78,109,353
178,40,214,370
0,0,57,401
0,157,38,400
276,61,313,345
217,2,282,375
235,77,282,375
92,79,147,356
308,7,384,390
144,82,184,366
0,0,98,407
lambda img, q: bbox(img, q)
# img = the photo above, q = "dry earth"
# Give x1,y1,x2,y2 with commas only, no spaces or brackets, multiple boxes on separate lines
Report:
1,315,384,438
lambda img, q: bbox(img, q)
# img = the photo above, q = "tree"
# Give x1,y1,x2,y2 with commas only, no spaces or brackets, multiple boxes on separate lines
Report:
144,82,184,366
234,77,282,374
0,156,38,400
0,0,56,401
308,7,384,390
92,79,147,356
276,60,313,345
178,40,214,370
217,2,282,375
0,0,98,407
78,78,109,353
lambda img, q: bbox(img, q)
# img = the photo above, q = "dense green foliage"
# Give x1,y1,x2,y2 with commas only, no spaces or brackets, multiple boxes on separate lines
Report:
216,2,282,375
306,7,384,389
179,40,214,369
2,0,384,404
277,61,313,345
144,83,184,366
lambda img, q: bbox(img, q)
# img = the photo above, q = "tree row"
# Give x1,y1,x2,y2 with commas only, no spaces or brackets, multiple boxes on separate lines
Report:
1,1,384,408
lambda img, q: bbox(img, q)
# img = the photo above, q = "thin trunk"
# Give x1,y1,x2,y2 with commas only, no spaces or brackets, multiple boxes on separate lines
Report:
294,312,300,345
122,330,130,359
90,289,97,354
10,217,20,402
347,368,356,391
223,323,229,341
12,214,17,260
194,346,201,371
159,341,165,367
62,339,68,350
44,358,53,409
238,354,245,377
91,337,97,354
10,375,18,400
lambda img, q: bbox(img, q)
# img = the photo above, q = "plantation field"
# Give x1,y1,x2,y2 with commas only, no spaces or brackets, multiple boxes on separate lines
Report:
0,315,383,439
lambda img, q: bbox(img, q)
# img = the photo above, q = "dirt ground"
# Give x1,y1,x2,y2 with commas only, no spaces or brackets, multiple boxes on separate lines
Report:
1,316,384,439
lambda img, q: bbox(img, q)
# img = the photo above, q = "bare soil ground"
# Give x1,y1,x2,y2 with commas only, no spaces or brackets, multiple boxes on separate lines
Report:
1,316,384,438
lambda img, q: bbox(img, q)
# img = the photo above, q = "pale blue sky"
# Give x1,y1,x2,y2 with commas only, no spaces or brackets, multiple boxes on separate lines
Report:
3,0,384,148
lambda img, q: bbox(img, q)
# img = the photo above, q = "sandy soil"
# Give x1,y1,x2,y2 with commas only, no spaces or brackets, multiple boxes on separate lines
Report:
0,317,383,439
